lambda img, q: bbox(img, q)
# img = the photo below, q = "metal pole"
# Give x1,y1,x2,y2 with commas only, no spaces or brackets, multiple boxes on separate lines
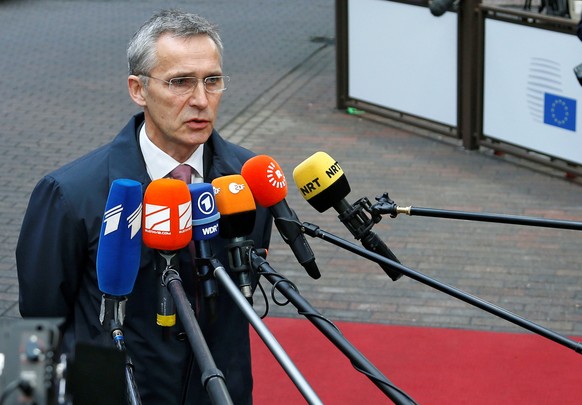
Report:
458,0,481,149
163,270,233,405
302,223,582,355
250,251,417,405
211,260,323,405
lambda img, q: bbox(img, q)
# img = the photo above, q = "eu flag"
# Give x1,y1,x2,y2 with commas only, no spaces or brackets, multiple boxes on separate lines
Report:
543,93,576,132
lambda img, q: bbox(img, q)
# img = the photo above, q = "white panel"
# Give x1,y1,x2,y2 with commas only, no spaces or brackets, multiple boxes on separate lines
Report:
348,0,457,126
483,19,582,164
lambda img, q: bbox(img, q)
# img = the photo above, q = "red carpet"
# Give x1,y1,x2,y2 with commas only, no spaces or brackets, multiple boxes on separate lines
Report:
251,317,581,404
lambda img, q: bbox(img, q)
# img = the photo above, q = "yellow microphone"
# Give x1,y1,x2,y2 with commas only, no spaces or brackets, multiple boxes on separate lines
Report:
293,151,403,281
293,151,351,213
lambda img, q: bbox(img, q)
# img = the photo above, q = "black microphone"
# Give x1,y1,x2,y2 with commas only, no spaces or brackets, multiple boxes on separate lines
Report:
142,178,193,330
211,175,257,301
293,151,403,281
241,155,321,279
189,182,220,313
429,0,456,17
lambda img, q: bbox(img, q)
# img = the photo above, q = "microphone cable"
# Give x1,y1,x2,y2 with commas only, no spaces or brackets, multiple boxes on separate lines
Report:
254,265,418,405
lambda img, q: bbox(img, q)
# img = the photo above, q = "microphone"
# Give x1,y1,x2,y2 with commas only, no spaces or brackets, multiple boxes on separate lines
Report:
189,183,220,308
96,178,143,405
211,175,256,299
143,180,233,404
429,0,456,16
293,151,403,281
142,178,192,328
241,155,321,279
96,178,143,329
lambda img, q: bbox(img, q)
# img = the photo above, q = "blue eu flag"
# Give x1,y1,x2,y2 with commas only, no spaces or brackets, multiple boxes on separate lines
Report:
543,93,576,132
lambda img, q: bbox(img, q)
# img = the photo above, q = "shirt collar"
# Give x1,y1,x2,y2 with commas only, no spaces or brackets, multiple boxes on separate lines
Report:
139,124,204,180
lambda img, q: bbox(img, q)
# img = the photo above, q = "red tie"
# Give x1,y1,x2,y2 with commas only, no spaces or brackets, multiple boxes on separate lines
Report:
170,164,192,184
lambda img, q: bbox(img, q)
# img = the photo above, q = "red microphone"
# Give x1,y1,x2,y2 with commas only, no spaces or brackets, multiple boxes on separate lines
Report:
241,155,320,279
143,178,192,328
143,178,192,251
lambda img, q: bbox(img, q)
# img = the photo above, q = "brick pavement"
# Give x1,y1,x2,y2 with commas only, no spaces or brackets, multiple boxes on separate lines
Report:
1,0,581,351
226,44,582,338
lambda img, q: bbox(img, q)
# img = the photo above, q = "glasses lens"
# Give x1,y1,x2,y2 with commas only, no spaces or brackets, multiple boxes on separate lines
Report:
168,77,198,95
204,76,229,93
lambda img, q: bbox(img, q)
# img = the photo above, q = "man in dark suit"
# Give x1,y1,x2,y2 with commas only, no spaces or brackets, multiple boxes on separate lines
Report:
16,10,271,404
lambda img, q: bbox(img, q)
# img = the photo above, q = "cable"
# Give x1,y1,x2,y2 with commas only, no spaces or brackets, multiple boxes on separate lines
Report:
255,280,270,319
256,266,418,403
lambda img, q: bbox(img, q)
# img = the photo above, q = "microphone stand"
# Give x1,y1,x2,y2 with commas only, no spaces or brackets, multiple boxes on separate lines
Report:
248,251,417,405
99,295,142,405
203,255,323,405
301,222,582,356
373,192,582,231
161,268,233,405
333,198,402,281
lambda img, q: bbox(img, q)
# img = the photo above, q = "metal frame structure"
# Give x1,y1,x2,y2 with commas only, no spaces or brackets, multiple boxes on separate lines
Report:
335,0,581,176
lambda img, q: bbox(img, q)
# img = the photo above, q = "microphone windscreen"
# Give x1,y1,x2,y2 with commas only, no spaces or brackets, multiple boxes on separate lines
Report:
211,175,256,238
293,151,351,213
240,155,288,208
96,179,143,296
188,183,220,241
143,178,192,251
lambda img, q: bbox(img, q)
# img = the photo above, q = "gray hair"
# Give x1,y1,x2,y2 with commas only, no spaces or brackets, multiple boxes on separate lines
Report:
127,9,223,76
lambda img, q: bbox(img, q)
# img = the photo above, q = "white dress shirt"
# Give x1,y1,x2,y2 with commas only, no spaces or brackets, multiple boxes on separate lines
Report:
139,124,204,182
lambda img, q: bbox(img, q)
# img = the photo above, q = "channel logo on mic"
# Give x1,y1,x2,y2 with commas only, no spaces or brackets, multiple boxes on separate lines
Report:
144,202,192,235
266,161,286,189
228,181,246,194
103,203,142,238
190,183,220,240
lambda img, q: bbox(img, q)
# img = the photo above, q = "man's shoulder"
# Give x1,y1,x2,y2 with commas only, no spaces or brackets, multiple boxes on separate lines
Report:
49,144,111,184
47,113,143,186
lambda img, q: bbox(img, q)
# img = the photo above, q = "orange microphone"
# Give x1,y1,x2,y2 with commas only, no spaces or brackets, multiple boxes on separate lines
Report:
241,155,320,279
143,178,192,251
211,174,257,299
211,174,257,239
143,178,192,327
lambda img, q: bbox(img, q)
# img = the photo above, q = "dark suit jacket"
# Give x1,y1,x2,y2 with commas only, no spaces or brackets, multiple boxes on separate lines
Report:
16,112,272,404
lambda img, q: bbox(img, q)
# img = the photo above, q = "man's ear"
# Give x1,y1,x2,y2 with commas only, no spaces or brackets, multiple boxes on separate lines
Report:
128,75,147,107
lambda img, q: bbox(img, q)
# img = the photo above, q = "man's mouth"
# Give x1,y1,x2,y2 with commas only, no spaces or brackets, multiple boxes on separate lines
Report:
186,118,209,130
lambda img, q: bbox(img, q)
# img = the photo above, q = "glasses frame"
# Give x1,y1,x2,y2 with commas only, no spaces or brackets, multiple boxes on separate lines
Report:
140,74,230,95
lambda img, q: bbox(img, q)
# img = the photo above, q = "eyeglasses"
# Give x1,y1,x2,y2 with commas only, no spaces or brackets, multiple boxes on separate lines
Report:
141,75,230,95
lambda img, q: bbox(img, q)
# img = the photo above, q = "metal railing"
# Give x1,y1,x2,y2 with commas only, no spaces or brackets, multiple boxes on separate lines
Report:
336,0,581,176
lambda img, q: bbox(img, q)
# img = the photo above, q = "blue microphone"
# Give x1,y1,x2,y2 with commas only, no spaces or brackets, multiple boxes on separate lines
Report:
95,178,143,404
189,183,221,312
96,179,143,329
97,178,143,295
190,183,220,242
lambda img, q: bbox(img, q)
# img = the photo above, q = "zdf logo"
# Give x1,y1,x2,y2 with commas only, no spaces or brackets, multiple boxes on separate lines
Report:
228,182,246,194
